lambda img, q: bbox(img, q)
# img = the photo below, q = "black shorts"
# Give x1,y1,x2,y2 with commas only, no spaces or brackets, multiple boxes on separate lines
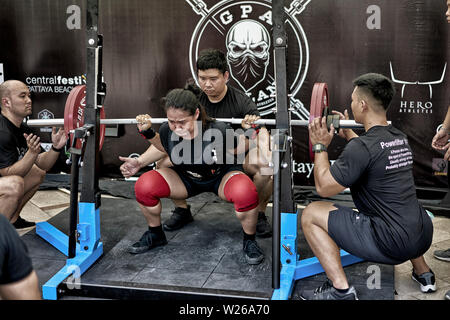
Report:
172,165,244,198
327,204,418,265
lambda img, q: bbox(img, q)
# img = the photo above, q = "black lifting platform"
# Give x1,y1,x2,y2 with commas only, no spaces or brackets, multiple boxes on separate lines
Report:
22,190,395,300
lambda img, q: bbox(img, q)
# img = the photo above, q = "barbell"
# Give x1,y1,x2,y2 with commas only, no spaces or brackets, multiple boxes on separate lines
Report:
25,83,372,159
27,117,362,127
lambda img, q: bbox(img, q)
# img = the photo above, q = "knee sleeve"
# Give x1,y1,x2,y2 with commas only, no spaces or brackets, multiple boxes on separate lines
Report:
223,173,259,212
134,170,170,207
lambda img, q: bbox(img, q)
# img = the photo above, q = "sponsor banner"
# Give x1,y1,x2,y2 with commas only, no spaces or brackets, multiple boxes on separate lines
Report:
26,75,85,94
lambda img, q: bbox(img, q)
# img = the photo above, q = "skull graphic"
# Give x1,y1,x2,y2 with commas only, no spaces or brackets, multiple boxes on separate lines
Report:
226,19,270,92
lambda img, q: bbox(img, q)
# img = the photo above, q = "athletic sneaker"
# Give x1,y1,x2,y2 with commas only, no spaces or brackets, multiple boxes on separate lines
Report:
128,230,168,254
13,216,35,229
433,248,450,262
299,279,358,300
445,290,450,300
256,212,272,238
411,269,436,293
163,205,193,231
243,239,264,265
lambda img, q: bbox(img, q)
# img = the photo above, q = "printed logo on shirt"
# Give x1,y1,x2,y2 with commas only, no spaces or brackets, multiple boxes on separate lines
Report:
17,146,27,161
380,138,413,171
186,170,203,179
186,0,311,119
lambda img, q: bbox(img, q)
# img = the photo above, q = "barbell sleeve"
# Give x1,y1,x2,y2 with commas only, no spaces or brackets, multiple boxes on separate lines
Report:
26,119,65,126
26,117,380,128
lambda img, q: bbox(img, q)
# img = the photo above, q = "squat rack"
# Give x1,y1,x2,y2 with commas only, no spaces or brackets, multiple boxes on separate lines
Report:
35,0,362,300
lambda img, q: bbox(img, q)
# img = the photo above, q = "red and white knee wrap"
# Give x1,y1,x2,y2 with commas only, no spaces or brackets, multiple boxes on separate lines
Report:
223,173,259,212
134,170,170,207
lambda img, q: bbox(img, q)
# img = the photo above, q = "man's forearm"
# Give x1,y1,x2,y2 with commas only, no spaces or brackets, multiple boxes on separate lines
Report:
313,152,346,197
35,149,60,171
0,153,37,177
313,152,331,194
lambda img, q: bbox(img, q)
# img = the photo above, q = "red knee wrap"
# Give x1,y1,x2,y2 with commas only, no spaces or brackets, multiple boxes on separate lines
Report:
134,170,170,207
223,173,259,212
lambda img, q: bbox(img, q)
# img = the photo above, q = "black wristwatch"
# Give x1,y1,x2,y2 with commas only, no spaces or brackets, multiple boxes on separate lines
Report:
312,143,327,153
51,145,64,152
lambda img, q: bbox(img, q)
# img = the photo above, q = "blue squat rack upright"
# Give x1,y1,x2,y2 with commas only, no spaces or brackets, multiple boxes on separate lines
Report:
36,0,105,300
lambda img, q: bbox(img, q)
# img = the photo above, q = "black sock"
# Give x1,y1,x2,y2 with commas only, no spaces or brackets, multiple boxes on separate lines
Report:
243,231,256,241
149,225,164,236
334,286,350,294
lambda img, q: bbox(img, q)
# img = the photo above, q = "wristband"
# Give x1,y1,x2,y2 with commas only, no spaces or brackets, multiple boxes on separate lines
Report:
312,143,327,153
51,145,64,152
138,127,156,140
247,124,261,140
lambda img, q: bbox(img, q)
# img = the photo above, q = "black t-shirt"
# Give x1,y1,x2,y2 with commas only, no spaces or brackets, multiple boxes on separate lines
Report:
159,121,239,180
0,214,34,284
0,114,33,170
330,125,430,259
198,85,259,120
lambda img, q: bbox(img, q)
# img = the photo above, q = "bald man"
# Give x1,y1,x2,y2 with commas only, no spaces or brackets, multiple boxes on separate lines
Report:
0,80,67,228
